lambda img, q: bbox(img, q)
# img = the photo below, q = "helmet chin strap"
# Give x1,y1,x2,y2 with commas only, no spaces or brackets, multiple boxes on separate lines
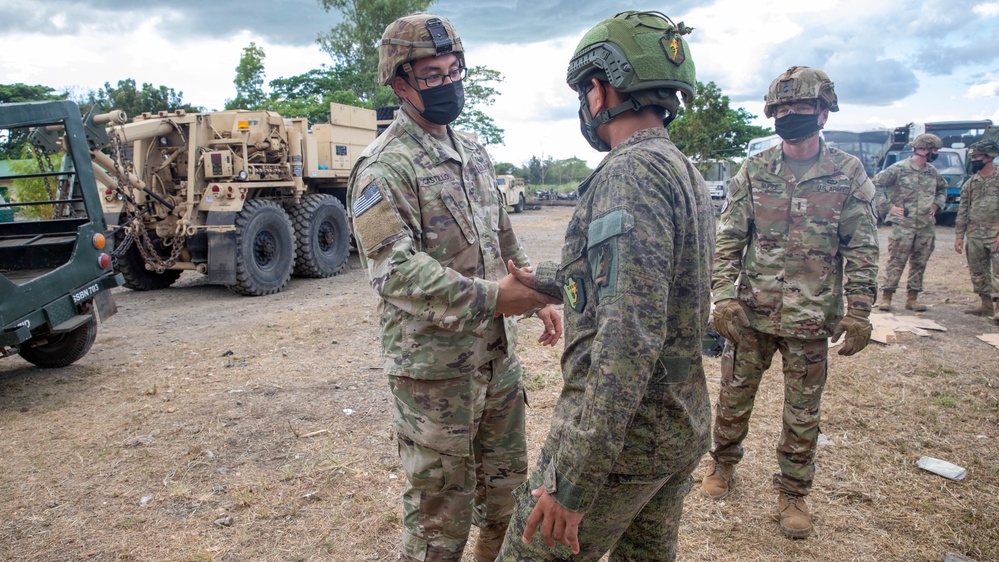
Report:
579,91,643,151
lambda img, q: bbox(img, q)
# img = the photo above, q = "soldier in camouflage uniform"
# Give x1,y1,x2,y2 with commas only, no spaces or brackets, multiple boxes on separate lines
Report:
703,66,879,539
872,133,948,312
346,14,562,562
954,140,999,322
495,12,714,561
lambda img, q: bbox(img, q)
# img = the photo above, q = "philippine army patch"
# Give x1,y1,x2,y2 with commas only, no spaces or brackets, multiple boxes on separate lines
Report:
563,276,586,313
660,32,685,66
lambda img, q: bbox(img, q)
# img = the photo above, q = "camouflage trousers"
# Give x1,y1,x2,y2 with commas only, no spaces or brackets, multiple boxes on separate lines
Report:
965,237,999,299
882,224,936,292
710,330,828,496
497,445,697,561
388,357,528,562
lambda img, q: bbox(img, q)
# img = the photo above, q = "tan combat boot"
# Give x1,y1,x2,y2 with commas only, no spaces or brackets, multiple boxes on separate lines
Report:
776,491,813,539
877,289,893,312
472,524,507,562
700,461,736,500
905,290,926,312
964,294,994,316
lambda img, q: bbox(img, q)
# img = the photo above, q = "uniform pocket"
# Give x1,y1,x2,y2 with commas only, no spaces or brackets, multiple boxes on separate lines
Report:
389,374,473,457
439,188,477,244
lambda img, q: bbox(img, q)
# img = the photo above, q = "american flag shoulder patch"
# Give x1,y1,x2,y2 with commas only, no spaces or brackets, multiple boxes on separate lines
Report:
352,182,384,217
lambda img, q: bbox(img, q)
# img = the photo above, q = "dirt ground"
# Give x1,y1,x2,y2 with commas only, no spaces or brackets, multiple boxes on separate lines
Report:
1,205,997,562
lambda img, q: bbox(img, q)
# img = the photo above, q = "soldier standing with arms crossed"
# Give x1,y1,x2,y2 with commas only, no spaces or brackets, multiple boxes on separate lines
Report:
954,140,999,322
347,14,561,562
873,133,947,312
702,66,879,539
496,11,714,560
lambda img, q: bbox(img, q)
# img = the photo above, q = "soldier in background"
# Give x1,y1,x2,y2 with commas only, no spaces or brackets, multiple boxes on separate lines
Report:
873,133,948,312
346,13,561,562
954,140,999,322
496,11,714,560
703,66,879,539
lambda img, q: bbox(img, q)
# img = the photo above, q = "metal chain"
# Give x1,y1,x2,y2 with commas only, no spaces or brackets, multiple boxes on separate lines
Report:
31,146,59,216
107,126,185,273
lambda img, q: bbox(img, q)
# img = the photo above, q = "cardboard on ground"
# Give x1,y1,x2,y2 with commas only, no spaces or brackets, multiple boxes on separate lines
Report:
869,312,947,344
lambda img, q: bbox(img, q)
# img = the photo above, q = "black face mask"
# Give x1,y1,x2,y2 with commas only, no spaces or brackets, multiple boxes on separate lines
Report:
415,81,465,125
774,113,822,143
924,151,939,163
971,159,987,173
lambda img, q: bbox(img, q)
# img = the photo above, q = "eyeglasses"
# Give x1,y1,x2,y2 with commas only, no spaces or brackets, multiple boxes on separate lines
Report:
413,67,466,88
775,102,817,118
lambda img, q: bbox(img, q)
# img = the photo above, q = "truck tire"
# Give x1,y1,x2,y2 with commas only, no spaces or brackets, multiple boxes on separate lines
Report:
230,199,296,296
291,194,350,278
114,235,182,291
18,317,97,368
513,193,525,213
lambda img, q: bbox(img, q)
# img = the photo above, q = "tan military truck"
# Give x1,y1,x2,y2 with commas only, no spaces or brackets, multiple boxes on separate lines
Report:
91,102,376,296
495,174,526,213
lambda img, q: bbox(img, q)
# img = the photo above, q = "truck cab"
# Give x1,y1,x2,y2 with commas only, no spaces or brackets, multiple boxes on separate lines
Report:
0,101,124,367
495,174,526,213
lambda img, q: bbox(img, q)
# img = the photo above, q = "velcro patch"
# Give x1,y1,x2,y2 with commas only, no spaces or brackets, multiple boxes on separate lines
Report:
352,182,384,217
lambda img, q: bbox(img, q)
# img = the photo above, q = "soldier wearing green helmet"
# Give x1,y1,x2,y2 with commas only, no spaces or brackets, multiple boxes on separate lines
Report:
954,139,999,322
705,65,879,539
347,12,562,562
496,11,715,560
872,131,948,312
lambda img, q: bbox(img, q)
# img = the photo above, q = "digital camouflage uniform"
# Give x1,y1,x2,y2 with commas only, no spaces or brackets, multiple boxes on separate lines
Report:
873,157,947,293
498,128,715,561
347,109,530,561
955,167,999,299
711,140,879,496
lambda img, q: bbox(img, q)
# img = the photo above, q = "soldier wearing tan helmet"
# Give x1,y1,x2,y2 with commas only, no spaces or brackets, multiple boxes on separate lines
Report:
346,13,561,562
954,139,999,322
872,132,948,311
705,65,879,539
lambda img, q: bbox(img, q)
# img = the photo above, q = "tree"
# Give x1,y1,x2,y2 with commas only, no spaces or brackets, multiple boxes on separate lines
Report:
0,83,67,159
314,0,506,144
227,42,267,110
82,79,201,120
670,81,771,163
316,0,436,103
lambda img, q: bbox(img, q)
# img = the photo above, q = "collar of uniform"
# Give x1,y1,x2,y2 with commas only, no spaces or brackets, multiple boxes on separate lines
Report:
579,127,671,196
765,137,832,182
396,109,467,165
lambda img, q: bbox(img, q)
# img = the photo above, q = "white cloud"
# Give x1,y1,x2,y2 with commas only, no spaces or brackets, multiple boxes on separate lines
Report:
973,2,999,16
966,81,999,98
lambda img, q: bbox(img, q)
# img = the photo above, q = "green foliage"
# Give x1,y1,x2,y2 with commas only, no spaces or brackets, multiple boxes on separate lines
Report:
520,155,592,186
670,81,771,163
7,149,62,220
0,83,67,159
494,162,518,175
227,42,267,110
81,78,202,120
453,66,504,146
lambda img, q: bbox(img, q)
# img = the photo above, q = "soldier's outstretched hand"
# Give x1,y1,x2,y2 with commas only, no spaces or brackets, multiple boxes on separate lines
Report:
496,261,561,317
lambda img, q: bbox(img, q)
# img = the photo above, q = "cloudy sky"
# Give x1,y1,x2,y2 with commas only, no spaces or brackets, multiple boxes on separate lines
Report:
3,0,998,168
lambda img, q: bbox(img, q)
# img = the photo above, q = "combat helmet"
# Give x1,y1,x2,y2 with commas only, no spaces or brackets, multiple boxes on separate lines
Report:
567,10,697,150
378,14,464,86
910,133,943,150
969,139,999,158
763,66,839,118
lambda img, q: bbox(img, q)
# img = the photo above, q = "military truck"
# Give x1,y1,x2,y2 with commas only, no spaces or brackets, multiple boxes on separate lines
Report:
1,100,124,368
87,102,376,296
495,174,526,213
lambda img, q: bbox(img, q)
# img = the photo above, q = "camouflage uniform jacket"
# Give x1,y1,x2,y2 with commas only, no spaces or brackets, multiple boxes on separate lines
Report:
873,157,947,229
955,167,999,240
713,140,879,339
529,128,713,511
347,110,530,380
